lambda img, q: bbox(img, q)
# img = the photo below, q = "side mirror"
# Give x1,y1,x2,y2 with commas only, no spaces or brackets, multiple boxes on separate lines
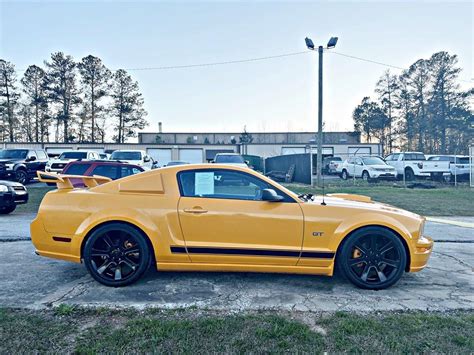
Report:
244,160,250,165
261,188,284,202
27,156,37,162
144,156,151,163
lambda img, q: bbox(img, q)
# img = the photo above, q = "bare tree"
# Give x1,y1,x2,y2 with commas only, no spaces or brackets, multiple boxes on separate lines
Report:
375,70,398,153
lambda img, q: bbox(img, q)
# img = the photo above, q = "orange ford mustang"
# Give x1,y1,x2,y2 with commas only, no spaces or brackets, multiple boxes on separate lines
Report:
31,164,433,289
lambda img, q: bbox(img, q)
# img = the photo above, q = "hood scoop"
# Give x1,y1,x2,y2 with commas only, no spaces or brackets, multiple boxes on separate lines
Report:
327,193,372,203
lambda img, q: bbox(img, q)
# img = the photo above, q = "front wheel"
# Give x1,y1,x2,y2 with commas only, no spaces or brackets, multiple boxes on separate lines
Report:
0,205,16,214
341,170,349,180
337,227,407,290
83,223,151,287
15,169,29,184
362,170,370,181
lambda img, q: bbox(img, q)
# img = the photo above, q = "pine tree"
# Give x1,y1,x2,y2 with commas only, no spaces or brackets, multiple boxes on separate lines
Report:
0,59,20,142
77,55,111,142
110,69,148,143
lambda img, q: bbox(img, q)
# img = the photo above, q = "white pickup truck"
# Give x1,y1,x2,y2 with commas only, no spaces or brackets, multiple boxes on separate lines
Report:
384,152,450,181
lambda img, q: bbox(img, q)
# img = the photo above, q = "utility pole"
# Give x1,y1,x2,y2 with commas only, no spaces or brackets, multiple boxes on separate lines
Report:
305,36,338,187
317,45,324,187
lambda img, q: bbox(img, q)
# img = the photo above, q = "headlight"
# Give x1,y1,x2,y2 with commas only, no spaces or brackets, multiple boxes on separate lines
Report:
5,163,14,170
0,185,8,192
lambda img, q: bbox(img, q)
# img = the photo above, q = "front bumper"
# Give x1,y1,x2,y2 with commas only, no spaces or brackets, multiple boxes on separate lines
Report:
370,171,397,179
409,235,434,272
0,189,28,207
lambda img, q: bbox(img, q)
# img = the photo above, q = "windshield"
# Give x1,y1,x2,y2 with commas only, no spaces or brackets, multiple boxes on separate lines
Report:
0,149,28,159
215,155,245,163
59,152,88,159
111,151,142,161
362,157,386,165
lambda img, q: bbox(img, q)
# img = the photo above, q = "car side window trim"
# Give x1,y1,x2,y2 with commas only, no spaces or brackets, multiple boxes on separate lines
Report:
177,168,297,203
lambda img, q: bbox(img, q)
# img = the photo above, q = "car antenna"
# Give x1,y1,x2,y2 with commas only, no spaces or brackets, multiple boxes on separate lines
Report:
321,167,327,206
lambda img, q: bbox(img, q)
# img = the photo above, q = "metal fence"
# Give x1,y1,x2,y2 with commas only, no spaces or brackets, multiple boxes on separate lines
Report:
470,145,474,188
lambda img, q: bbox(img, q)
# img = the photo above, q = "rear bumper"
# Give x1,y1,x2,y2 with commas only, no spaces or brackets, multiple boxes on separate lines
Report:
409,235,434,272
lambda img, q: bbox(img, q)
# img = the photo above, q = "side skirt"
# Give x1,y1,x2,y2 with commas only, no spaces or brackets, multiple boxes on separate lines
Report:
156,261,334,276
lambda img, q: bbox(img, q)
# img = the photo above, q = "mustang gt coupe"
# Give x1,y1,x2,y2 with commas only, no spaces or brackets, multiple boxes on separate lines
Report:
32,164,433,289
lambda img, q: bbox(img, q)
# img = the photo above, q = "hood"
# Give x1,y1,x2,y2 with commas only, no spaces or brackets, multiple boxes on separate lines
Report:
50,158,77,163
366,164,395,170
306,193,422,220
0,179,24,187
0,159,19,164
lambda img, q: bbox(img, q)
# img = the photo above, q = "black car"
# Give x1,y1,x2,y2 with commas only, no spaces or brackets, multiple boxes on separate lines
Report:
0,180,28,214
0,149,49,184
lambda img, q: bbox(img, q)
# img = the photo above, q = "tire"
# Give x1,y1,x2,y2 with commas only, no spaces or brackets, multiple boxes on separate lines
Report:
83,223,151,287
15,169,29,184
362,170,370,182
404,168,415,181
337,226,407,290
0,205,16,214
341,170,349,180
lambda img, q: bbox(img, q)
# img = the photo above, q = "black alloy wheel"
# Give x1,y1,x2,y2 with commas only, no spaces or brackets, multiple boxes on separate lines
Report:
83,223,151,287
15,170,29,184
362,170,370,181
404,168,415,181
338,227,406,290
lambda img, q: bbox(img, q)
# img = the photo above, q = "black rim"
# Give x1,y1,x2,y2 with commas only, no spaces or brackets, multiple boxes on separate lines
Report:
347,234,401,285
89,230,142,282
17,171,27,183
363,172,369,180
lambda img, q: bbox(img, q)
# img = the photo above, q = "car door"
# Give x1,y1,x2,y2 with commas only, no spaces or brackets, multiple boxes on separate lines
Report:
25,150,39,176
176,168,304,266
354,157,364,177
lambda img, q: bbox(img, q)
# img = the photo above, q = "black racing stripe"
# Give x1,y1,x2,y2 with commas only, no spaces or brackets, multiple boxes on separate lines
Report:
170,246,334,259
300,251,335,259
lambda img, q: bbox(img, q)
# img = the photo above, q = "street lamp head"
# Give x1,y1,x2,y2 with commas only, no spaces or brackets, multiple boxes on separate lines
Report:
327,37,338,49
305,37,315,50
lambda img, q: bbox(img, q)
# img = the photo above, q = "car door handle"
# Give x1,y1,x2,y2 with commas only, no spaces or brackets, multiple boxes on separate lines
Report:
183,208,208,214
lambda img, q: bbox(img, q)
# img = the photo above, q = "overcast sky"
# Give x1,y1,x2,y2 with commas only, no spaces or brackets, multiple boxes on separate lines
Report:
1,0,472,134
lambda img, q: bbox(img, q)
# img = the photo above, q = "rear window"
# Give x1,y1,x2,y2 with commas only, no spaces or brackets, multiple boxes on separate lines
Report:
457,157,469,164
404,153,425,161
121,166,143,177
110,151,142,161
214,155,245,164
91,165,120,179
64,163,91,175
60,151,88,159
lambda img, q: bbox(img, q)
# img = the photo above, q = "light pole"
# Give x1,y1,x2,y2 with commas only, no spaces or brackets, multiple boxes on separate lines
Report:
305,36,338,187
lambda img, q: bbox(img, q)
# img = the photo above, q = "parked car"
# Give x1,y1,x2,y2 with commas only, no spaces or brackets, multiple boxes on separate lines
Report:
384,152,450,181
0,180,28,214
0,148,49,184
213,153,248,168
99,153,111,160
45,151,101,173
109,150,155,170
427,155,470,181
340,156,397,181
322,156,343,175
61,160,144,187
35,163,433,290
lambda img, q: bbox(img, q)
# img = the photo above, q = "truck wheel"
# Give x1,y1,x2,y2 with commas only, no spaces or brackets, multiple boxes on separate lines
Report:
341,170,349,180
404,168,415,181
15,169,29,184
0,205,16,214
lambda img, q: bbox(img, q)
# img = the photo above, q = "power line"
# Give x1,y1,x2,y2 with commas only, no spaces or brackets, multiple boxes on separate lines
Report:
328,50,473,83
123,50,309,71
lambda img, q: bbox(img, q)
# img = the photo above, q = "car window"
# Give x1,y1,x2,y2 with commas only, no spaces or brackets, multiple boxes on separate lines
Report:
110,151,142,161
27,150,37,159
60,151,88,159
36,150,47,160
362,157,385,165
391,153,400,161
457,157,469,164
178,169,292,202
91,165,120,179
214,155,245,164
385,155,393,161
64,163,91,175
348,157,354,164
120,166,143,178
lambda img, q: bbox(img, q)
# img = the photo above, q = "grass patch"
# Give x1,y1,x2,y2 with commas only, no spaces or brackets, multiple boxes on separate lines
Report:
0,308,472,353
16,185,53,213
285,183,474,216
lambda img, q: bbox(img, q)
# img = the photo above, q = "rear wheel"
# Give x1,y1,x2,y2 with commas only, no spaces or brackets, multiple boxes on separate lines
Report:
404,168,415,181
0,205,16,214
338,227,407,290
83,223,151,287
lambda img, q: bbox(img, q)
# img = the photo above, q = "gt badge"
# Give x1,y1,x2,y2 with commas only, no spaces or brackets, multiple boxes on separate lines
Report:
312,231,324,237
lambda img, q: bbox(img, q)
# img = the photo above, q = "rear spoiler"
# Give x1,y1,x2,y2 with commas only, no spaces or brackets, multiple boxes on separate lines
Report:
37,171,112,189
